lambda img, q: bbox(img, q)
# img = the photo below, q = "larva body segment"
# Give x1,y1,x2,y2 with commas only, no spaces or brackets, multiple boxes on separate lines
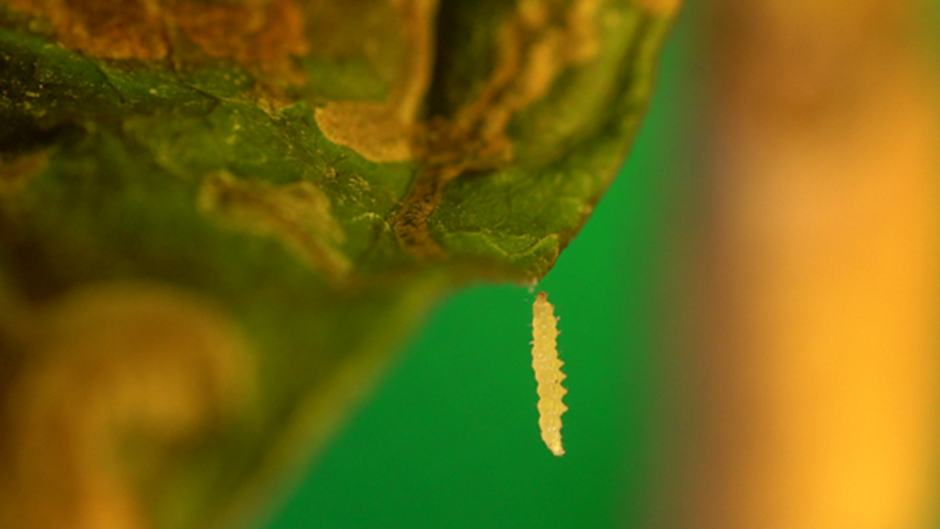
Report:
531,291,567,456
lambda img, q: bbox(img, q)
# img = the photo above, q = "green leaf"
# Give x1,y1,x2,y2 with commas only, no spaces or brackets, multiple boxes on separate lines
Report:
0,0,677,526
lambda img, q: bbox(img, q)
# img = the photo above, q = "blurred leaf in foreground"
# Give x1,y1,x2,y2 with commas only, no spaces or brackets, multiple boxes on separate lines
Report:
0,0,678,526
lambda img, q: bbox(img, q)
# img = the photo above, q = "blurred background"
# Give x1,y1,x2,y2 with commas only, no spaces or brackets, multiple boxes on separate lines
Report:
262,1,940,527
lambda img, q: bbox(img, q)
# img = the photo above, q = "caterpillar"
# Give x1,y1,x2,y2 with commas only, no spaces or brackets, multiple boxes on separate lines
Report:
531,291,567,456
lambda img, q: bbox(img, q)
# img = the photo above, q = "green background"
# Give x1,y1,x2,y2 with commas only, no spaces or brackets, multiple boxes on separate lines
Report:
261,9,698,529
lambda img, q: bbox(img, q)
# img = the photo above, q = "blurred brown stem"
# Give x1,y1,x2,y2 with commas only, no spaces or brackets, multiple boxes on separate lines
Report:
673,1,940,526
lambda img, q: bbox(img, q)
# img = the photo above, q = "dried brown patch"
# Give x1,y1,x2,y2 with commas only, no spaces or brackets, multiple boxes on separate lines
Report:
0,151,48,197
314,102,414,163
314,0,438,163
0,283,255,528
5,0,169,60
392,0,603,258
5,0,309,84
198,171,351,281
172,0,309,85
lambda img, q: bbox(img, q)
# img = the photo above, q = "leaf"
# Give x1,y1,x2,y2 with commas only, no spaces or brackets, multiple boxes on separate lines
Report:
0,0,678,526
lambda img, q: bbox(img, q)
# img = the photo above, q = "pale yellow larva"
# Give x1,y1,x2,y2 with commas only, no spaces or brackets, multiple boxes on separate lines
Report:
531,291,567,456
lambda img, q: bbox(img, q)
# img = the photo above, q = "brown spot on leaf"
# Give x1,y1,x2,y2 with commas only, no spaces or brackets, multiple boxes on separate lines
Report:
198,171,351,281
315,102,414,163
314,0,438,163
172,0,309,85
5,0,309,84
6,0,169,60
